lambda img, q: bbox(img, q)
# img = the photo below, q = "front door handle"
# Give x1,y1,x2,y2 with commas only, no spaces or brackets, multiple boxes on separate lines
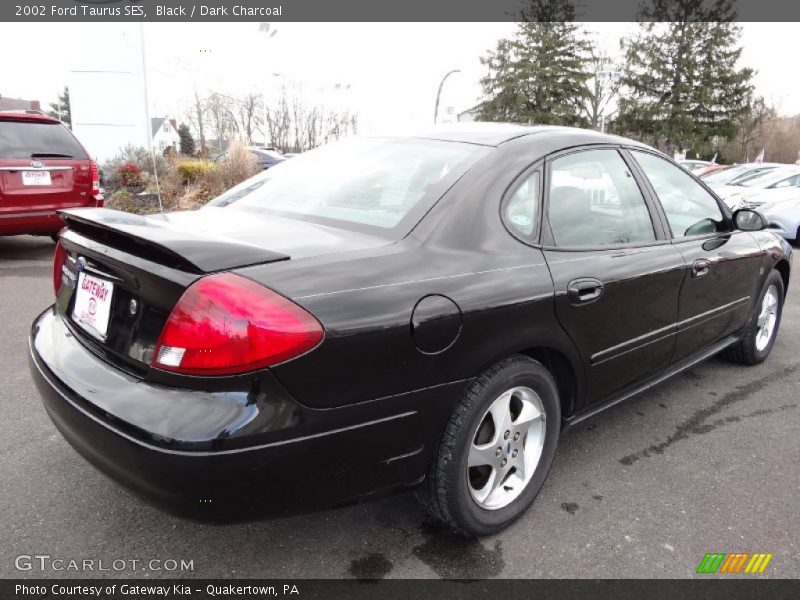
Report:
692,259,711,278
567,278,604,304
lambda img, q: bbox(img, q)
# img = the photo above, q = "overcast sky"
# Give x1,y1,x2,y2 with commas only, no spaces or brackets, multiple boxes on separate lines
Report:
1,22,797,132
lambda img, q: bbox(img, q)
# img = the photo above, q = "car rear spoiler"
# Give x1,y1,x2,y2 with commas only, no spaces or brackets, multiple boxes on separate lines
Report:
58,208,290,274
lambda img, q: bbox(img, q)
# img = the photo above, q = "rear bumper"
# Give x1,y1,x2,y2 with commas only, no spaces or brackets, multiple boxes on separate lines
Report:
0,211,63,235
30,307,464,520
0,198,103,236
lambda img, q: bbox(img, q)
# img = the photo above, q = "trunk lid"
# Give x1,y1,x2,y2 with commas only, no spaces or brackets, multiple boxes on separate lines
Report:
55,207,390,374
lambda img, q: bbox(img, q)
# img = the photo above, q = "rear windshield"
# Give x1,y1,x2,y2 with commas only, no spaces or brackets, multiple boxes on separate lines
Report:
0,120,88,160
210,137,486,235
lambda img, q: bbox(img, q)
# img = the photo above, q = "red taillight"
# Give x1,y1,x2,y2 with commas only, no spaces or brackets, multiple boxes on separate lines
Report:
89,160,100,196
53,241,67,297
152,273,324,376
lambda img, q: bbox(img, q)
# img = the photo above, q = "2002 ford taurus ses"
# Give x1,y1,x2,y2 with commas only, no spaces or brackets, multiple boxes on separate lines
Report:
30,125,791,536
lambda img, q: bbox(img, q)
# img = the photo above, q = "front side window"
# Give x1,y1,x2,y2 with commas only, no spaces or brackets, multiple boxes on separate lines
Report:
505,171,539,237
631,151,726,238
547,149,655,247
221,137,485,234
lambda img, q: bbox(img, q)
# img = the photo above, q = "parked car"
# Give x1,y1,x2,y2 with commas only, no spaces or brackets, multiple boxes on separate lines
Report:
715,166,800,209
694,163,727,178
30,125,791,536
700,162,782,188
0,112,102,239
678,159,712,173
215,146,285,170
738,188,800,242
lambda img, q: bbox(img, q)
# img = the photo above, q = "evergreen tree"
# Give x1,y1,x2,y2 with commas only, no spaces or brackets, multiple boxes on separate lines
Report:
616,0,753,154
177,123,196,156
47,87,71,128
478,0,593,126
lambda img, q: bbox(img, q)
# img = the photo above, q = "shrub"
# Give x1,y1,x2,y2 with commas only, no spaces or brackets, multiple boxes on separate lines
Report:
219,140,260,188
176,160,217,184
101,145,167,187
116,162,143,187
105,189,134,212
106,188,170,215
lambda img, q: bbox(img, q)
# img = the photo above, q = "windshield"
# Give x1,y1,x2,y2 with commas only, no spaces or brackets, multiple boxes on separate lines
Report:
209,137,485,234
737,168,800,188
701,165,748,184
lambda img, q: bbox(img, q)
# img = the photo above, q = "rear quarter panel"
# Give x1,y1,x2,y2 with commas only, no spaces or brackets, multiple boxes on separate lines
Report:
238,139,585,412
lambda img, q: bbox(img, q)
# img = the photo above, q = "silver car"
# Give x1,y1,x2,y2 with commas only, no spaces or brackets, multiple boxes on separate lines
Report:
740,187,800,241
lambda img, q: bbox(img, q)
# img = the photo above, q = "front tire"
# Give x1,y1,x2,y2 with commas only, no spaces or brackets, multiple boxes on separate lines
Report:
418,355,560,536
726,269,784,365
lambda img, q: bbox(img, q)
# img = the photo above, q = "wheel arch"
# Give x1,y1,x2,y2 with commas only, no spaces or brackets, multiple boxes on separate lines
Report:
517,346,580,422
775,258,791,294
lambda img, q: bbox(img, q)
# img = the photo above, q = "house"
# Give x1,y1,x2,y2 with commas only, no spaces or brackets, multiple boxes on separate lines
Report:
457,104,481,123
0,96,42,112
151,117,180,153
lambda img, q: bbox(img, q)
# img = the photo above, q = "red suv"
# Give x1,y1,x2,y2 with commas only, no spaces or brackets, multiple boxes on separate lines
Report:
0,112,102,239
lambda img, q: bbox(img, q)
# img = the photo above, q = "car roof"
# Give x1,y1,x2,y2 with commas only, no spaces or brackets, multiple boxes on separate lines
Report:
0,111,61,124
398,123,649,149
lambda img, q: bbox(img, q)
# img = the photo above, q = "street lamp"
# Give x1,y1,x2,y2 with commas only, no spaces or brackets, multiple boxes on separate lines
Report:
434,69,461,124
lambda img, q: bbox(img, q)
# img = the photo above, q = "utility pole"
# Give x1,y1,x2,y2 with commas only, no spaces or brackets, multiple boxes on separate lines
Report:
139,23,163,212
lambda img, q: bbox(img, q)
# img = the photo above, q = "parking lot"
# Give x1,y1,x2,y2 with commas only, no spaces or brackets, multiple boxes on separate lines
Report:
1,233,798,579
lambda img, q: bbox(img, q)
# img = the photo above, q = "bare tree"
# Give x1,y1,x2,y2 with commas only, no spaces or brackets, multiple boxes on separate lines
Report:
262,84,358,153
583,47,622,130
735,97,774,162
234,93,264,144
186,89,208,156
205,93,237,152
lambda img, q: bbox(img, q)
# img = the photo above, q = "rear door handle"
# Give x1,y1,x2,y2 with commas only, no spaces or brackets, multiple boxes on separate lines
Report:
692,259,711,278
567,278,604,304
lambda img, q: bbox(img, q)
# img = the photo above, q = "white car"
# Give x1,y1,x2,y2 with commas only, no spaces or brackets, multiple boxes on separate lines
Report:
678,159,712,173
737,187,800,241
714,166,800,209
702,162,782,191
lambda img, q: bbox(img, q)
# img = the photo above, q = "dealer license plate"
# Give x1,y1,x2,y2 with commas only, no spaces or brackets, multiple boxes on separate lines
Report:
72,272,114,339
21,170,52,186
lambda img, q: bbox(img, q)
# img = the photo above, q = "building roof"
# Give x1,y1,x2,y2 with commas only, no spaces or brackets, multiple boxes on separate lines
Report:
151,117,171,137
0,97,41,111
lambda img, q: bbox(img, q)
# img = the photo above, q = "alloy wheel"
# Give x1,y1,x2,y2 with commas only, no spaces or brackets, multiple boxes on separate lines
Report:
467,386,546,510
755,285,779,352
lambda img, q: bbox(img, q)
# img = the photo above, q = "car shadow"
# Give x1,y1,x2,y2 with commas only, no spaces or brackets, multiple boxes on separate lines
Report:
0,235,55,262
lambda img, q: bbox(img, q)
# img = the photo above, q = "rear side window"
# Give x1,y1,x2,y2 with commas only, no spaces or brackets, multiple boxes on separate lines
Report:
504,171,539,236
548,149,656,247
631,151,725,238
0,120,88,160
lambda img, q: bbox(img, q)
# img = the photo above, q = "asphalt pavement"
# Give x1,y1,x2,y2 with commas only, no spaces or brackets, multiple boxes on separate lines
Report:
1,234,798,579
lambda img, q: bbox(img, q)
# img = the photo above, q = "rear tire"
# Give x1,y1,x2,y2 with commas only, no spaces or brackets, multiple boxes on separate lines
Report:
725,269,784,365
417,355,560,536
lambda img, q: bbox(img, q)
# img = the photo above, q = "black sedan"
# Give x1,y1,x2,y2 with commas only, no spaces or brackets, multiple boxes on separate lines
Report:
215,146,285,170
29,125,791,536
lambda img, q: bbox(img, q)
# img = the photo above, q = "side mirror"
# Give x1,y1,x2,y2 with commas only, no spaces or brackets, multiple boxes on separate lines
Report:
733,208,767,231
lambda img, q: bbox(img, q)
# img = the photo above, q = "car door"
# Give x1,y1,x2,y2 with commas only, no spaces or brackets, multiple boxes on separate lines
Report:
627,149,765,362
542,147,687,405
